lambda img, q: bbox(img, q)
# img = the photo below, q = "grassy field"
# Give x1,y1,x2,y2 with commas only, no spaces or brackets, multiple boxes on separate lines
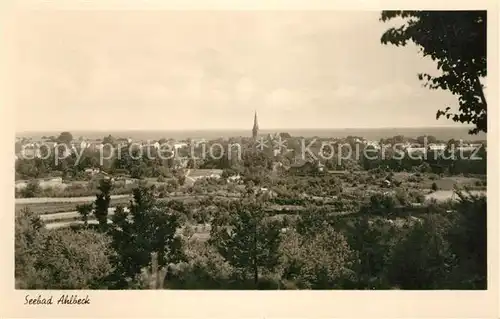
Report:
45,219,212,240
425,190,486,201
16,173,486,232
15,194,130,205
188,169,223,178
15,196,132,215
421,176,485,190
15,193,239,215
391,173,485,191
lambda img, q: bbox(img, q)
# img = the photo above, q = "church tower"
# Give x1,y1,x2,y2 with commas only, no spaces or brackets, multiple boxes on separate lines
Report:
252,111,259,139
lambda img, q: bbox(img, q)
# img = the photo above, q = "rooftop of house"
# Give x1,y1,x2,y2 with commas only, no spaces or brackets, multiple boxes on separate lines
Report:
289,159,323,168
289,159,307,168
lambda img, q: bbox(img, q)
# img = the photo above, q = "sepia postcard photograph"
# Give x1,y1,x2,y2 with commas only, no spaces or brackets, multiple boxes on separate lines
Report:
0,0,498,318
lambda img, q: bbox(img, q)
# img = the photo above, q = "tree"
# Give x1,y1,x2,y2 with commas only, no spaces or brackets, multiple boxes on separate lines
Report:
416,135,437,145
15,208,45,286
280,226,356,289
102,134,116,146
380,11,487,134
344,217,405,288
177,174,186,186
210,195,282,287
57,131,74,145
186,158,196,169
279,132,292,139
296,208,331,237
77,203,94,227
15,208,113,289
387,215,453,289
30,229,114,289
108,187,184,288
166,241,235,289
94,178,112,230
130,161,148,179
360,193,399,217
20,180,42,198
446,192,487,288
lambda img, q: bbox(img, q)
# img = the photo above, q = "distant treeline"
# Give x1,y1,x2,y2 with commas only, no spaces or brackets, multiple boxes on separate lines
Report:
15,135,486,182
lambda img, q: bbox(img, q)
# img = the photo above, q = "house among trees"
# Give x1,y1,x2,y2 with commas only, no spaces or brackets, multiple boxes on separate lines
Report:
84,168,101,176
90,170,114,183
288,159,325,176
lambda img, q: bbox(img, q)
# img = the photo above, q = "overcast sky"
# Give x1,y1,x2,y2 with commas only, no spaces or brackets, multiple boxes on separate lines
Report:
10,10,466,132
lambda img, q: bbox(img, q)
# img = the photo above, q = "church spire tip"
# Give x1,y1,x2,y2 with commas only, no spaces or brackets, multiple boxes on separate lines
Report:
252,110,259,139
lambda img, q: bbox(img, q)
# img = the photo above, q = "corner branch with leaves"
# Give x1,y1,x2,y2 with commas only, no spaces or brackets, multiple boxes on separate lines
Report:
380,11,487,134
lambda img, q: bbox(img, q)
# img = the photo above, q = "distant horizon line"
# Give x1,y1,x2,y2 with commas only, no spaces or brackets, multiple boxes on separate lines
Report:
17,125,476,134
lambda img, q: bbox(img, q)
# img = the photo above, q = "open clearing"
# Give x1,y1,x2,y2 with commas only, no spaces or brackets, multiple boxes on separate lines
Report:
15,194,130,205
425,190,486,202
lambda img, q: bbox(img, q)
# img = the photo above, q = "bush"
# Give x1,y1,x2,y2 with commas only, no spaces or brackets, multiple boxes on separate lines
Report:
15,208,45,282
15,209,114,289
474,180,486,187
407,189,426,204
445,193,487,288
407,176,416,183
166,241,234,289
360,193,399,217
20,180,42,198
280,227,356,289
429,174,439,180
431,182,439,191
344,217,405,289
386,216,452,289
27,229,114,289
41,183,96,197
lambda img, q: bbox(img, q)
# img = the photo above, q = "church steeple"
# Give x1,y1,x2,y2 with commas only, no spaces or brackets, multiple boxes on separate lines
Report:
252,110,259,139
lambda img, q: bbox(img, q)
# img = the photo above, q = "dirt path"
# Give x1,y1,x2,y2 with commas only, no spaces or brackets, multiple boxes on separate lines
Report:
40,206,128,222
15,194,130,205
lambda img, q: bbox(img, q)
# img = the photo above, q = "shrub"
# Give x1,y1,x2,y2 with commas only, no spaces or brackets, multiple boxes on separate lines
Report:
20,180,42,198
407,189,426,204
15,208,45,282
29,229,114,289
445,193,487,288
431,182,439,191
393,180,402,187
360,193,399,217
15,209,114,289
386,216,453,289
166,241,234,289
474,180,486,187
280,227,356,289
345,217,406,289
394,188,411,206
157,176,166,183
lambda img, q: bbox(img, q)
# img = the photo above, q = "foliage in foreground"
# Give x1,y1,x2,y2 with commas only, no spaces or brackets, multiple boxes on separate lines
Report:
380,11,487,134
15,208,114,289
15,187,487,290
